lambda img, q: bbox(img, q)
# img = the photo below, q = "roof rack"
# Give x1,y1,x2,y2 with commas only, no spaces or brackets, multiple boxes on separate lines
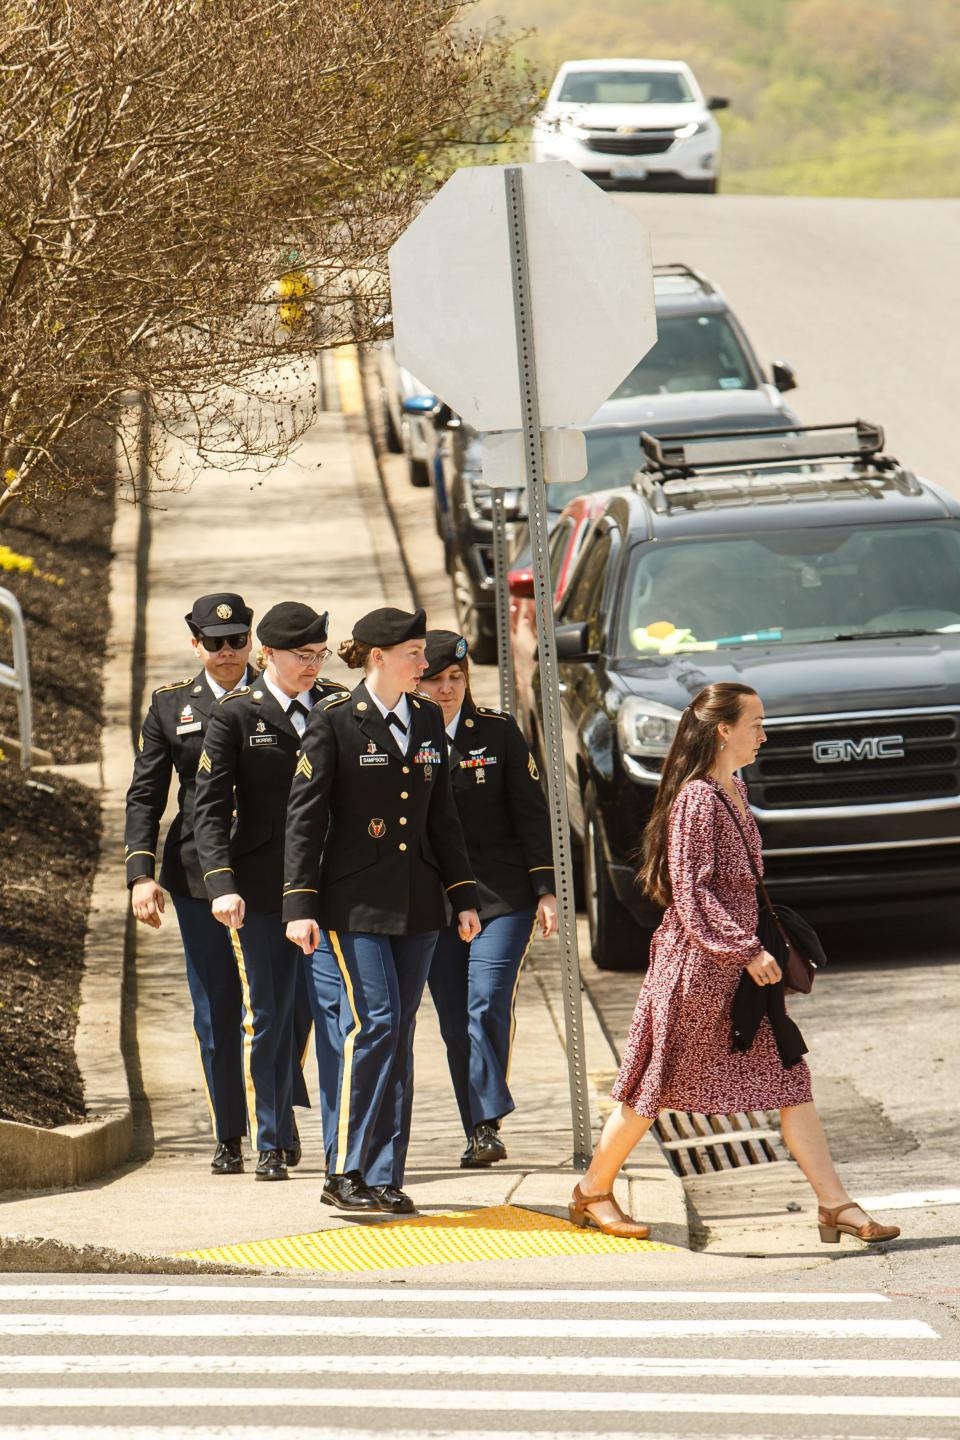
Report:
651,262,717,296
634,420,922,514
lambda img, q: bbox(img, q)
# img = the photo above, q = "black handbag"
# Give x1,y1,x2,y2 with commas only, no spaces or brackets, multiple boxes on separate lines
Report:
714,786,826,994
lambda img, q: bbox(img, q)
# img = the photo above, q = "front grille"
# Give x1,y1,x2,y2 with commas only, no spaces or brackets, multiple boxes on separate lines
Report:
745,711,960,808
585,134,674,156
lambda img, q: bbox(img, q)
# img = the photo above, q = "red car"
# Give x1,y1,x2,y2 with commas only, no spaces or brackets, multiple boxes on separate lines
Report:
508,492,614,747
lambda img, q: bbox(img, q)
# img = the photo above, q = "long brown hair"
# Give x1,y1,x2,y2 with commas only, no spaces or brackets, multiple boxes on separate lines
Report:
638,683,757,907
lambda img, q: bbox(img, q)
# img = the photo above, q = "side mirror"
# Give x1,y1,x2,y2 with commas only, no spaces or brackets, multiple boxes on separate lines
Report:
707,96,730,111
401,393,439,416
508,568,535,600
771,360,797,393
555,622,593,660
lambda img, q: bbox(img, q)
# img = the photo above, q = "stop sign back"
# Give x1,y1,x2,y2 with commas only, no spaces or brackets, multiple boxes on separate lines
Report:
388,162,656,432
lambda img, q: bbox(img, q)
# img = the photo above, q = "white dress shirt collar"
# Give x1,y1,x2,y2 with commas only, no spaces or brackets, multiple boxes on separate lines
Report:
205,665,251,701
367,687,411,754
445,708,462,742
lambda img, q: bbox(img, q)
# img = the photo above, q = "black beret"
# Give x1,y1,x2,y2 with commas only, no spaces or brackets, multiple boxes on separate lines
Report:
352,606,426,647
185,592,252,637
257,601,329,648
422,629,469,679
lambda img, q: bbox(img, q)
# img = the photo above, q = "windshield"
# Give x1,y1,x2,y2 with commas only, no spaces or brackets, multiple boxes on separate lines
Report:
618,523,960,655
548,431,644,510
612,315,757,399
556,70,693,105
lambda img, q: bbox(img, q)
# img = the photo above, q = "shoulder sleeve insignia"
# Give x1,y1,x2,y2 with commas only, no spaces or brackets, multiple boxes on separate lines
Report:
528,753,540,781
294,753,314,780
137,731,144,753
198,750,212,774
219,686,250,703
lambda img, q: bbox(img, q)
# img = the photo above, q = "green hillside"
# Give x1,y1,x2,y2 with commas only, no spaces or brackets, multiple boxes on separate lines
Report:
474,0,960,196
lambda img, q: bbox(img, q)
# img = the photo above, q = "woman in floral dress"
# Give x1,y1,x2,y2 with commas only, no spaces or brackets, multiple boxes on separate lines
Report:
570,682,901,1248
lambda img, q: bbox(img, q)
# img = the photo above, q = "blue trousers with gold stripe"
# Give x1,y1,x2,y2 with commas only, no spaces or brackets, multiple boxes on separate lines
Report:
172,894,246,1142
428,908,537,1135
229,912,300,1153
308,929,439,1187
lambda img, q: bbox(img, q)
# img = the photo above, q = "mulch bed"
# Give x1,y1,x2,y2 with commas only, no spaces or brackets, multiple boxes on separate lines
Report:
0,486,113,1126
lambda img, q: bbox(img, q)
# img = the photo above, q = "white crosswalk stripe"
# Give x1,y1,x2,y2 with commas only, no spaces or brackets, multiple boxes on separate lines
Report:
0,1280,955,1439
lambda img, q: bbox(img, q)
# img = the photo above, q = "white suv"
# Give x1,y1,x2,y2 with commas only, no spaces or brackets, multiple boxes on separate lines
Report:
531,58,727,193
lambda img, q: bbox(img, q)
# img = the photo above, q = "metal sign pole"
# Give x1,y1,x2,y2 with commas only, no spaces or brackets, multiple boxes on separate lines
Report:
490,488,518,716
504,166,592,1168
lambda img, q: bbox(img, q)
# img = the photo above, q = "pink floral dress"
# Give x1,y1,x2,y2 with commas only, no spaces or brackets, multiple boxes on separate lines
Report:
611,776,813,1117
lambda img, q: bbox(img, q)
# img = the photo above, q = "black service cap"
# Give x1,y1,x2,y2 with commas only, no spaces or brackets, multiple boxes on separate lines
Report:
352,606,426,647
185,592,253,637
257,601,329,648
422,629,469,679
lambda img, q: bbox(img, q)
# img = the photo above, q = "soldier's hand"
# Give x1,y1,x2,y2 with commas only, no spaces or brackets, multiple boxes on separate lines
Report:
131,878,165,929
537,894,558,938
286,919,320,955
457,909,481,943
212,892,246,930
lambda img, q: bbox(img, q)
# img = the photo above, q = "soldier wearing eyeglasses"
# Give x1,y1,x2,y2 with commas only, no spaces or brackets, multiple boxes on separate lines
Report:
193,601,344,1182
124,592,262,1176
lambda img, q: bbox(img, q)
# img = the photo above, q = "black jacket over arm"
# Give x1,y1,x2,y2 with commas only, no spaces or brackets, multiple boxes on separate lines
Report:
192,677,342,915
447,698,554,920
124,668,248,899
281,679,478,934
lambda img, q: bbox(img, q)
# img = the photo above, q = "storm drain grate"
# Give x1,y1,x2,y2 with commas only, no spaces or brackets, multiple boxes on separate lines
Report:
655,1109,790,1177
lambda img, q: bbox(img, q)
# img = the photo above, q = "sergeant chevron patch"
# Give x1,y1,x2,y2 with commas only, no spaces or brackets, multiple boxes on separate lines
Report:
198,750,212,774
528,754,540,781
294,753,313,780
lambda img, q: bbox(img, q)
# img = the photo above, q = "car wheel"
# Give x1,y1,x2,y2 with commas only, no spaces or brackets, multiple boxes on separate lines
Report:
583,784,650,971
451,551,497,664
410,457,430,488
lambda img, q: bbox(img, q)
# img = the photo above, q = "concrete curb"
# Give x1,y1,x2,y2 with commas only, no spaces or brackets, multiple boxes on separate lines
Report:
0,1234,248,1277
0,477,140,1190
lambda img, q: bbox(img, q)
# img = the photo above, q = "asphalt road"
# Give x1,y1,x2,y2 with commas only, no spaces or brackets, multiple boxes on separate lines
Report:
613,194,960,488
1,1275,958,1439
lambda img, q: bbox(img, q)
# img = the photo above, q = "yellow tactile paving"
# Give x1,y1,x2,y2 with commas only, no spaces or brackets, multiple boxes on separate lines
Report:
179,1204,677,1272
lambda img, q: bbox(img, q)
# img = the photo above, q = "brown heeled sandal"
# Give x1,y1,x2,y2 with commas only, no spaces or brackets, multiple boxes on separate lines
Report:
818,1201,900,1245
568,1183,650,1239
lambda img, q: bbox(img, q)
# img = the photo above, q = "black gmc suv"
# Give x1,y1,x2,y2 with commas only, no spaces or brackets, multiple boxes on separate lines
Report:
543,422,960,969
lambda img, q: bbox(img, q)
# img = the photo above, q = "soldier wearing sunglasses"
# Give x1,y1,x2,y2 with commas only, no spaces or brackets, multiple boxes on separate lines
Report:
124,592,260,1176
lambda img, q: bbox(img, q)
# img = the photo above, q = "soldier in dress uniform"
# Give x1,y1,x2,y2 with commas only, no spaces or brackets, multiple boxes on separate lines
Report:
124,592,262,1176
193,601,343,1181
283,606,481,1215
418,630,558,1168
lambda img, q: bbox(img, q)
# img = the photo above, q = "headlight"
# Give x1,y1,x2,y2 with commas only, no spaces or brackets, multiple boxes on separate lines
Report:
675,119,709,139
616,697,682,767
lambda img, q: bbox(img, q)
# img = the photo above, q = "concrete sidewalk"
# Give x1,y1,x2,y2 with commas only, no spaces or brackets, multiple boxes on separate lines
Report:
0,352,690,1280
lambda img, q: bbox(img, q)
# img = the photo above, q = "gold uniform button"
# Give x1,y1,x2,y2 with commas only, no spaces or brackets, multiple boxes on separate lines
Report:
402,765,410,774
400,791,409,800
399,816,407,825
399,842,407,852
465,718,475,728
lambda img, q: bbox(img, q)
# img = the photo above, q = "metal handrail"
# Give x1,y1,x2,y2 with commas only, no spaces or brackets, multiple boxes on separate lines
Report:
0,586,32,769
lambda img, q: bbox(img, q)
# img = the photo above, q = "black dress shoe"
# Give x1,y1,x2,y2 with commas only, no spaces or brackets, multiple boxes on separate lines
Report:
211,1138,243,1175
369,1184,416,1215
460,1121,508,1169
255,1149,289,1181
321,1172,379,1212
284,1119,302,1169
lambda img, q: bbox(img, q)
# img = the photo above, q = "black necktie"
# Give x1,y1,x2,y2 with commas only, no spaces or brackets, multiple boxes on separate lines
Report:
384,710,407,735
288,699,310,724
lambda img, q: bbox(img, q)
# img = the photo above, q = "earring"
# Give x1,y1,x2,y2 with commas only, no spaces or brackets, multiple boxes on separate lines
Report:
719,742,726,751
